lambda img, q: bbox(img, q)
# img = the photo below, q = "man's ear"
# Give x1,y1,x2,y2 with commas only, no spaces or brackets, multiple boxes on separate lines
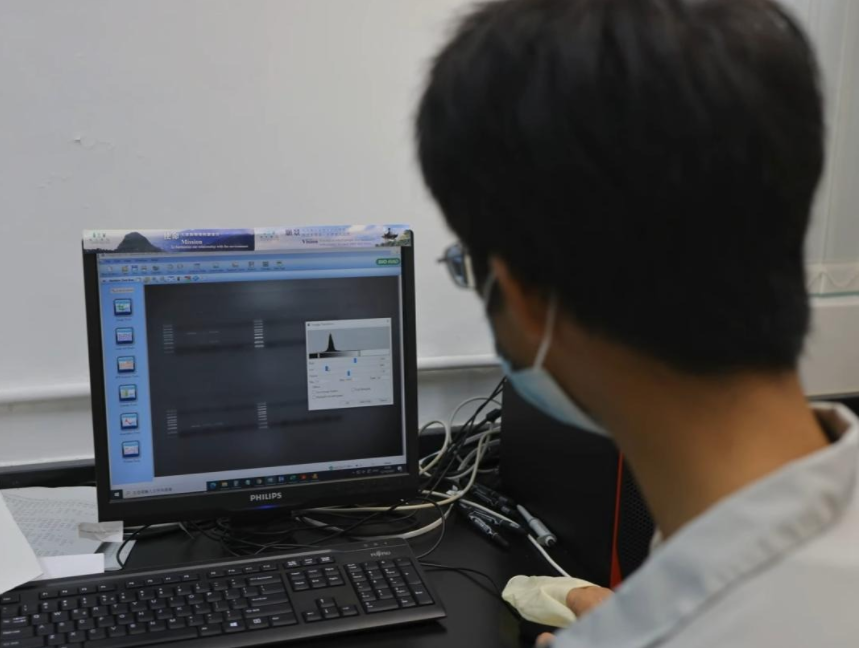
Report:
489,256,547,342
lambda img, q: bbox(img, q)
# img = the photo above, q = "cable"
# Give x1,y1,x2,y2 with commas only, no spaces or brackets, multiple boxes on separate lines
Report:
117,524,151,569
528,535,571,577
419,561,520,621
418,419,450,475
414,497,447,559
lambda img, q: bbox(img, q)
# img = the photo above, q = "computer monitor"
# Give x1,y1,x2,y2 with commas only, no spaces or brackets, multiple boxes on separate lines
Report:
82,226,418,525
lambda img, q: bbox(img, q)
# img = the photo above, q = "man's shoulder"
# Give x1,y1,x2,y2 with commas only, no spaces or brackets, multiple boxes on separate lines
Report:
663,489,859,647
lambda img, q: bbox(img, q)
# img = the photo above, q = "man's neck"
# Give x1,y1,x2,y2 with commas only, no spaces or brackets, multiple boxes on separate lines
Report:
551,334,828,538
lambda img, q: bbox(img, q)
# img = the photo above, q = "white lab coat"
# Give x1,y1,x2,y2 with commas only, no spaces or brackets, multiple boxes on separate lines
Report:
552,403,859,648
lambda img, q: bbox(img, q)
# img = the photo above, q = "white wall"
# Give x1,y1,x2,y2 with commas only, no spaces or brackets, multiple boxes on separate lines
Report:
0,0,856,467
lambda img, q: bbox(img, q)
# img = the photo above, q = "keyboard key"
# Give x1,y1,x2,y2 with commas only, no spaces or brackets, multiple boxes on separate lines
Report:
302,611,322,623
187,615,205,627
206,613,224,624
247,617,269,630
1,616,28,628
0,637,44,648
398,596,417,608
97,585,116,593
68,630,87,643
318,556,334,565
246,575,278,587
340,605,359,617
411,587,434,606
36,623,55,636
309,578,326,589
88,628,107,640
127,623,146,635
223,619,245,633
247,594,288,608
199,624,222,637
269,613,298,627
244,604,292,619
1,626,34,641
322,608,340,620
108,625,128,637
290,582,309,592
207,570,225,579
181,574,199,583
260,563,277,572
167,618,186,630
0,595,19,605
225,610,244,622
327,577,345,587
315,597,336,609
395,558,412,567
243,566,259,574
283,560,301,569
360,591,377,602
46,633,67,646
259,584,285,595
400,570,423,585
301,558,318,567
363,599,399,614
147,620,166,632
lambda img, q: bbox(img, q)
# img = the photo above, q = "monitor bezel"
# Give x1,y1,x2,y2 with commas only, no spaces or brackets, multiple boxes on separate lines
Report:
83,235,419,525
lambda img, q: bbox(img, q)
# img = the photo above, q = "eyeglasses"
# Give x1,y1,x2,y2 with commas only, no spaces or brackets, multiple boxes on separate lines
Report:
437,242,476,289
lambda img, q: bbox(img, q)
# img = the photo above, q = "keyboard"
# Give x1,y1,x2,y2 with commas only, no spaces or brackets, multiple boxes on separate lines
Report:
0,539,445,648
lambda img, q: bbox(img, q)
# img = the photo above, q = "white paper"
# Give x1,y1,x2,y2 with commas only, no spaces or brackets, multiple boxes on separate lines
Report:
34,554,105,581
102,540,136,571
0,496,43,594
0,487,103,556
79,520,124,543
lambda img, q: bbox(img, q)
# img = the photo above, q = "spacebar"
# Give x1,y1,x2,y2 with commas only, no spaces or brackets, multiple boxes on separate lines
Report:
87,627,199,648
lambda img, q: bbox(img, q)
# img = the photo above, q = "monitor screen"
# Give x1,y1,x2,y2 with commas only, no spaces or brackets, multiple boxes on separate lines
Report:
83,226,417,523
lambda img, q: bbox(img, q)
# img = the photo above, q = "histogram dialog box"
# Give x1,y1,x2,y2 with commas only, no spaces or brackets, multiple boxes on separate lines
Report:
306,318,394,411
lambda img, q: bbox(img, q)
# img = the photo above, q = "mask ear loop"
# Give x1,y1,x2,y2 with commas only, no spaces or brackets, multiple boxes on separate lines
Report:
481,270,496,307
533,294,558,369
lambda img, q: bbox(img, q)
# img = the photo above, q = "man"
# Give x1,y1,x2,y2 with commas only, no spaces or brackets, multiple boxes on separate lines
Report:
415,0,858,646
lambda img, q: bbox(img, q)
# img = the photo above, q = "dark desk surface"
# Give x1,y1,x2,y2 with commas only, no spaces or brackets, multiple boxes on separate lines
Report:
125,514,573,648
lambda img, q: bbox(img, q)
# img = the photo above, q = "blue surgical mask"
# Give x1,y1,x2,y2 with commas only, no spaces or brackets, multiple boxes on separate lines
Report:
484,277,609,437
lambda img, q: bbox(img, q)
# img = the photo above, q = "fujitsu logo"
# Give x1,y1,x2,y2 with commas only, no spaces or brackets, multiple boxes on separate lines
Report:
250,492,282,503
369,550,392,558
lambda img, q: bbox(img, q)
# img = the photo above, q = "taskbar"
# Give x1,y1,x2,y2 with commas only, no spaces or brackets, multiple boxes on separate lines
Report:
110,463,408,500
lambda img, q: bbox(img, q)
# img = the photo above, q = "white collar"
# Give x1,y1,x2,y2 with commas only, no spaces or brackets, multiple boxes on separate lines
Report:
555,403,858,648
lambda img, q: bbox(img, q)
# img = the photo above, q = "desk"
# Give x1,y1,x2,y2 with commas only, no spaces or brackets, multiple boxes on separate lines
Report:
125,514,578,648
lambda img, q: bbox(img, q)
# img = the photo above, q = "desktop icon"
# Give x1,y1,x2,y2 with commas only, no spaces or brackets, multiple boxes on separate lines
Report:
255,478,264,485
117,356,135,372
220,481,229,488
208,482,218,491
119,384,137,401
115,327,134,344
120,413,139,429
121,441,140,458
265,476,276,485
114,299,132,316
244,479,252,486
277,476,286,483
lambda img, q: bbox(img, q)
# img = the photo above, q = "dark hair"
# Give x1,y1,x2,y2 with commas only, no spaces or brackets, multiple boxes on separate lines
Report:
416,0,824,374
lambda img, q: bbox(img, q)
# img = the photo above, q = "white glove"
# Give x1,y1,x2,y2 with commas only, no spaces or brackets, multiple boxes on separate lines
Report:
502,575,598,628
